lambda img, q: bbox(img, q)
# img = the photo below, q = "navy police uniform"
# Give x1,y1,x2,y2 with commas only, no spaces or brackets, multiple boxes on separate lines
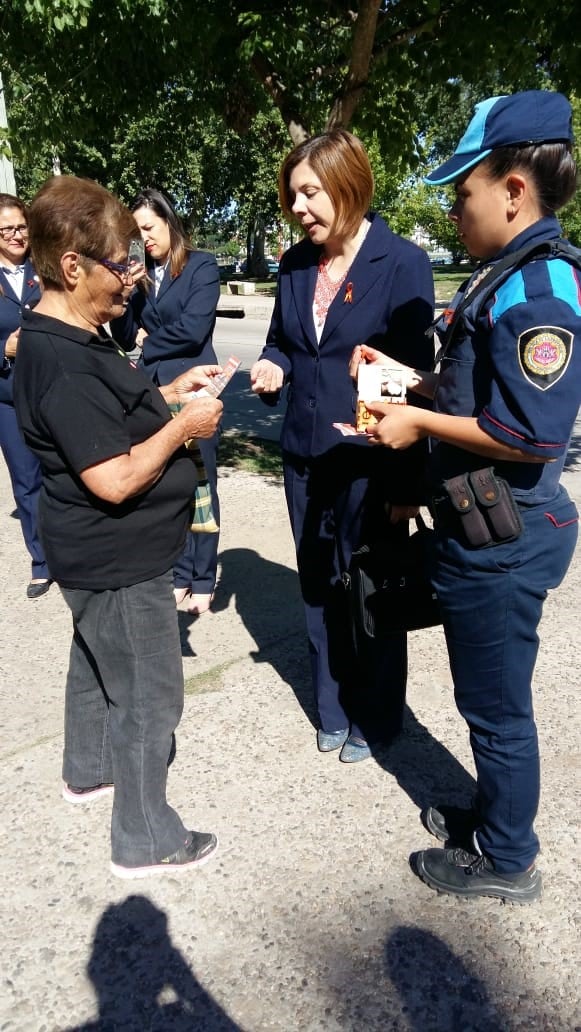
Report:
428,215,581,873
0,259,48,580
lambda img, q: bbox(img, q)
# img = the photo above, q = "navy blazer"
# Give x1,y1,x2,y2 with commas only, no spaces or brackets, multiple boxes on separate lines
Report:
0,259,41,404
112,250,220,386
259,213,435,458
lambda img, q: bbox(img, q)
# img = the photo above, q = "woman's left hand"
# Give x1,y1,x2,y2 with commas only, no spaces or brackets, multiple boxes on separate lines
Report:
365,401,428,449
128,262,147,283
5,329,20,359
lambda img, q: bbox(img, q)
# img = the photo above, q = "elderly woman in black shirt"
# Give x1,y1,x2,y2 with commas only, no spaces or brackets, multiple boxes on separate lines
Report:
14,175,223,879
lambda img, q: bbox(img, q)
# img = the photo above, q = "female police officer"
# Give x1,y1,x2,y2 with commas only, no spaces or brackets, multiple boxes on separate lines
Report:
353,90,580,902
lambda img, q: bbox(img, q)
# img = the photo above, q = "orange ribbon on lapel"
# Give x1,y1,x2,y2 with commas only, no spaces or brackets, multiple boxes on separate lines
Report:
344,282,353,304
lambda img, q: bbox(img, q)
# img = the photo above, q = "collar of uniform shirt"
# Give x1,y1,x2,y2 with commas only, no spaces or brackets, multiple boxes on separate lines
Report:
1,264,26,275
153,260,169,296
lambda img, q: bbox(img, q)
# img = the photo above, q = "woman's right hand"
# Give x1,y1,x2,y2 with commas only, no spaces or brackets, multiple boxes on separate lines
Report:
176,396,223,440
349,344,417,388
349,343,389,379
250,359,284,394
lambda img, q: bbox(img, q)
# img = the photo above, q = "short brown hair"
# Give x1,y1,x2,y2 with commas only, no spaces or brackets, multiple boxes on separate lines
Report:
0,193,26,218
28,176,138,289
279,130,374,240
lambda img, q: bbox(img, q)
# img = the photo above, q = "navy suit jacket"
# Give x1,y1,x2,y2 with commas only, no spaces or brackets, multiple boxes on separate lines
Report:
112,250,220,386
0,259,41,404
259,213,435,460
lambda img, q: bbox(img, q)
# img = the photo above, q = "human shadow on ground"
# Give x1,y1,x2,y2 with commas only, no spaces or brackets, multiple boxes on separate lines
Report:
383,925,504,1030
209,547,475,810
208,546,315,725
370,705,476,813
66,895,242,1032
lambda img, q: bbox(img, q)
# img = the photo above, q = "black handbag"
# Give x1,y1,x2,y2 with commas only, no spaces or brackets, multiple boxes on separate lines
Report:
344,514,442,642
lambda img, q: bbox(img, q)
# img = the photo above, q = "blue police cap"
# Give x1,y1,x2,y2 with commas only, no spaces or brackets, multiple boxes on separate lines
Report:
425,90,574,186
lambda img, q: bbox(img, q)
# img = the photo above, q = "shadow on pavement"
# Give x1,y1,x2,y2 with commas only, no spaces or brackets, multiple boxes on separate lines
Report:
220,371,284,442
67,896,241,1032
370,706,476,813
211,548,475,809
211,546,315,724
384,925,503,1030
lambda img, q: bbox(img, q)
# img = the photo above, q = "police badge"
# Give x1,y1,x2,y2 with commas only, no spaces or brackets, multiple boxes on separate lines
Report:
517,325,573,390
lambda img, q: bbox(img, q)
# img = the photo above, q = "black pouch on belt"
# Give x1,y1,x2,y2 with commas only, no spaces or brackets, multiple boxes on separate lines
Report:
442,467,523,547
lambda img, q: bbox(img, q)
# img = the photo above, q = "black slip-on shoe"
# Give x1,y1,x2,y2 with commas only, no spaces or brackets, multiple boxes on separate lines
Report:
421,803,479,847
110,830,218,880
27,579,53,599
412,845,542,904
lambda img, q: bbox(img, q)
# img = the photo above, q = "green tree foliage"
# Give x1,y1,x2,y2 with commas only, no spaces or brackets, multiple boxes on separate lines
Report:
1,0,579,254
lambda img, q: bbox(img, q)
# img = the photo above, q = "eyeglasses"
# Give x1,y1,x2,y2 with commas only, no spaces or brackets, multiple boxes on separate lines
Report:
79,254,135,279
98,257,136,278
0,224,28,240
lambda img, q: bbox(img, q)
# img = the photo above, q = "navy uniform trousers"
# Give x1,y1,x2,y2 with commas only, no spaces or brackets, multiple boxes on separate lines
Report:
283,446,408,742
431,486,578,874
0,400,48,580
173,429,220,594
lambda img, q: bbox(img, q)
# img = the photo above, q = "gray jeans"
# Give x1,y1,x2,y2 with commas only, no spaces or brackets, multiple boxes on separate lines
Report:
61,570,188,866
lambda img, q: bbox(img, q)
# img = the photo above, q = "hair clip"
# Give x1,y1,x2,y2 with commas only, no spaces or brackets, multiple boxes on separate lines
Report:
344,282,353,304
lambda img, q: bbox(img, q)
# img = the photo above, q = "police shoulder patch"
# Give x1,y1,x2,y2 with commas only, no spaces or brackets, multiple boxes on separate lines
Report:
517,325,573,390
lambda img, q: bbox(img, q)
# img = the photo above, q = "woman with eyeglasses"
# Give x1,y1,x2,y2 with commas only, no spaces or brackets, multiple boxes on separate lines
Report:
13,175,224,878
113,188,221,616
0,193,51,598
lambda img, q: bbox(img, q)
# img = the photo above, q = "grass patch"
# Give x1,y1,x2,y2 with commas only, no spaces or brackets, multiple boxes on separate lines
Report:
184,658,241,695
433,264,474,301
218,432,283,478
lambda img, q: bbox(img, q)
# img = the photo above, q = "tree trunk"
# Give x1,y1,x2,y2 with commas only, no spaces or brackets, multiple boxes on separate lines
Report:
246,213,269,277
327,0,382,130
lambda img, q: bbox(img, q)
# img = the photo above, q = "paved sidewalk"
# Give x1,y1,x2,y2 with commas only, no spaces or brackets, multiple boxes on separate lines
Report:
1,419,580,1030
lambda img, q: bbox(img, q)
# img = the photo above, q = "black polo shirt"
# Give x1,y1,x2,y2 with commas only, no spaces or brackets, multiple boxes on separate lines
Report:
13,309,197,589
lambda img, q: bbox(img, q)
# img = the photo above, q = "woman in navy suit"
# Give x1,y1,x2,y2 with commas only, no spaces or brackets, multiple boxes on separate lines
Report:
250,131,434,761
0,193,51,598
113,189,221,614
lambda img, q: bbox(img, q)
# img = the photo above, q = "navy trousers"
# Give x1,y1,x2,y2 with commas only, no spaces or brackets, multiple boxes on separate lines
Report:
283,447,408,741
432,486,578,873
0,401,49,579
174,430,220,595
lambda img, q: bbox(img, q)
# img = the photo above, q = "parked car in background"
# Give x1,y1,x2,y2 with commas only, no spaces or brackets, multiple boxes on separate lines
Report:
266,259,279,276
218,263,237,282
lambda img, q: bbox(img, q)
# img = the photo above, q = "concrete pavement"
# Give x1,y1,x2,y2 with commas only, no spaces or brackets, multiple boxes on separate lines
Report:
0,344,580,1029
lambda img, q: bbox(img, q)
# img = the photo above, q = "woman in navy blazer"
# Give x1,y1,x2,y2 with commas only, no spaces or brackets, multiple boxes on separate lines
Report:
251,131,434,761
0,193,50,598
113,189,221,614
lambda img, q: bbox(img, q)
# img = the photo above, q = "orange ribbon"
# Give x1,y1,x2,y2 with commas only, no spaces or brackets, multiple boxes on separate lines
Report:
344,282,353,304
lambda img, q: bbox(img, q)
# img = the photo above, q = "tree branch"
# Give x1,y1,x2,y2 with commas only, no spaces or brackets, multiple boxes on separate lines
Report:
250,51,310,145
327,0,382,129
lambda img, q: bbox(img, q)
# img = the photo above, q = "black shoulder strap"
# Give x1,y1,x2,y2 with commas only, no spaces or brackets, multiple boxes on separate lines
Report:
435,238,581,364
